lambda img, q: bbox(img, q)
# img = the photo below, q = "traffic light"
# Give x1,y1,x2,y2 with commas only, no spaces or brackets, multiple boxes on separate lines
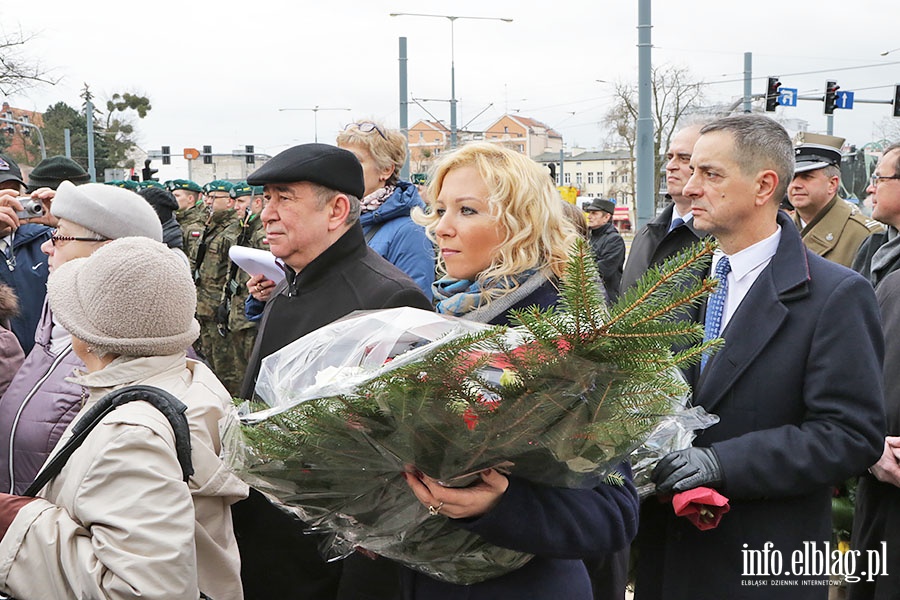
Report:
203,145,213,165
893,84,900,118
765,77,781,112
141,159,159,182
245,145,255,165
161,145,171,165
824,80,839,115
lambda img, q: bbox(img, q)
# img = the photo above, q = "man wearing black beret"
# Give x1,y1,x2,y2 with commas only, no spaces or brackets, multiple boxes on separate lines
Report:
234,143,431,600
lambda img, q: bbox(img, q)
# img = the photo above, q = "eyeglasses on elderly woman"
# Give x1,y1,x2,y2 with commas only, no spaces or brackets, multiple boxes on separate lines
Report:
343,122,387,140
49,230,107,247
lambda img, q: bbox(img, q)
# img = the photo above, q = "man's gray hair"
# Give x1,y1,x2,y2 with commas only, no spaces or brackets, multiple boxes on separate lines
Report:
700,115,794,203
309,182,361,225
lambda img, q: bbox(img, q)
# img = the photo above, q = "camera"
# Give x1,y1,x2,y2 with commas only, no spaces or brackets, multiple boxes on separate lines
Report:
14,197,45,220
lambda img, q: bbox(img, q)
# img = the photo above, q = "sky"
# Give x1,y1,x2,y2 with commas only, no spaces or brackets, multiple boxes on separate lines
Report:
3,0,899,181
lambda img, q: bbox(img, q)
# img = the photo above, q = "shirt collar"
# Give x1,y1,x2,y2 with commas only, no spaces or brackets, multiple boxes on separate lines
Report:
715,225,781,282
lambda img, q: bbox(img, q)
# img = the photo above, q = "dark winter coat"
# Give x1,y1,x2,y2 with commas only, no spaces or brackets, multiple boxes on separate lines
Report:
848,269,900,600
0,223,52,354
852,229,900,288
161,215,184,250
635,212,885,600
361,181,435,301
402,275,640,600
621,202,705,293
0,301,84,494
588,222,625,303
235,222,431,600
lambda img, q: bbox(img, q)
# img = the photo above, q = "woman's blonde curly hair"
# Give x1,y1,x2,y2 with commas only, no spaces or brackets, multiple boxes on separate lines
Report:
413,142,577,289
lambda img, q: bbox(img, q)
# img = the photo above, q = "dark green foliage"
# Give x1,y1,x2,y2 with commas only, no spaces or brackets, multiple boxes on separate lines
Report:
232,238,719,584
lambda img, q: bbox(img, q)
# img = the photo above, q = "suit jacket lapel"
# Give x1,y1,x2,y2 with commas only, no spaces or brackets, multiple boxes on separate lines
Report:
694,213,811,412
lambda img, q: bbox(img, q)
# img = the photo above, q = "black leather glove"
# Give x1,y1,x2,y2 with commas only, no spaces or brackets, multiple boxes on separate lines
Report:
651,447,723,495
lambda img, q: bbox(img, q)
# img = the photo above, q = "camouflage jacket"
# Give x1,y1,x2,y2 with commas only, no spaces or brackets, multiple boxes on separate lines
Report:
179,202,210,271
222,214,266,332
194,209,240,318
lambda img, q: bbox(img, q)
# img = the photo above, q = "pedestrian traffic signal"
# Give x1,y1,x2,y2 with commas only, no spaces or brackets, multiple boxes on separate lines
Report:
245,145,255,165
824,81,839,115
161,146,171,165
893,84,900,118
765,77,781,112
203,145,213,165
141,159,159,182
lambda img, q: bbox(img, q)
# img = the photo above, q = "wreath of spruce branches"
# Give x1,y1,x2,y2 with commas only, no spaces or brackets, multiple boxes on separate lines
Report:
233,237,720,584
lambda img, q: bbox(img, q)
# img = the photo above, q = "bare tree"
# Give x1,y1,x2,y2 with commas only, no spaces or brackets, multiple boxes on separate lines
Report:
603,65,704,211
0,27,57,95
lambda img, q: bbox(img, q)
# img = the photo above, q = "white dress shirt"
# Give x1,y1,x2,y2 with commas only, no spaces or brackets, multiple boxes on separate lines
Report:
711,226,782,332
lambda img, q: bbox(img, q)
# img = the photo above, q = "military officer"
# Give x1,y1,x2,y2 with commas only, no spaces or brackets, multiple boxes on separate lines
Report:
789,135,882,267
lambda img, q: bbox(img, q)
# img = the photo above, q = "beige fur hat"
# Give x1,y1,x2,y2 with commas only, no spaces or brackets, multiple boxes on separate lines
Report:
47,237,199,357
51,181,163,242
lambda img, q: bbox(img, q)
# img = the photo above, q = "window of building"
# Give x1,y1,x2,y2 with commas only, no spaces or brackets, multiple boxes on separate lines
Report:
598,173,604,184
576,173,583,186
622,174,628,183
587,172,594,184
564,173,571,185
611,175,617,184
504,126,509,133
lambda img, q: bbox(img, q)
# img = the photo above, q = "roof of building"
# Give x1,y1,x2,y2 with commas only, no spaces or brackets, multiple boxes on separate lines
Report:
532,149,632,162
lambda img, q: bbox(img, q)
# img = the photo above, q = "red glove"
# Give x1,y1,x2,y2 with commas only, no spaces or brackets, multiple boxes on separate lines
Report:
670,486,730,531
0,493,37,539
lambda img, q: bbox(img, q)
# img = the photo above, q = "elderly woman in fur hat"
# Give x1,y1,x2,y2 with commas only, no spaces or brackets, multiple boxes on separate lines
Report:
0,237,246,600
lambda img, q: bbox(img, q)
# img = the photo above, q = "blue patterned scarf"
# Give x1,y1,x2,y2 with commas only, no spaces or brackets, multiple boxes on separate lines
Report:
433,271,539,318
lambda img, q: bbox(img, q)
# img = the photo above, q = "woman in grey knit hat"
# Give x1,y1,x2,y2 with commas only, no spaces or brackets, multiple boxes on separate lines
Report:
0,237,246,600
0,181,164,497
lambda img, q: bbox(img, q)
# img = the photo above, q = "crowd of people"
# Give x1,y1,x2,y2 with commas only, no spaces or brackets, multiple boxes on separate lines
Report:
0,113,893,599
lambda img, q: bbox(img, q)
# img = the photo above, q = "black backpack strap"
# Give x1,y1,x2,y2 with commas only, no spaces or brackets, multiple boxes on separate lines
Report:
23,385,194,497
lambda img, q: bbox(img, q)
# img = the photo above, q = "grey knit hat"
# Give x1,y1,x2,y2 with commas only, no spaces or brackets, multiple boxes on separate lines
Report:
47,237,199,357
51,181,163,242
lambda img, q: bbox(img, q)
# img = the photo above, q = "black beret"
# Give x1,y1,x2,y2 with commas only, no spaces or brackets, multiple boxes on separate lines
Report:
583,198,616,215
246,143,364,199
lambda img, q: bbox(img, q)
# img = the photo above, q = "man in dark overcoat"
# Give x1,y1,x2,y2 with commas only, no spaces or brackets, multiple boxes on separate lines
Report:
234,143,431,600
848,142,900,600
634,115,885,600
621,124,706,292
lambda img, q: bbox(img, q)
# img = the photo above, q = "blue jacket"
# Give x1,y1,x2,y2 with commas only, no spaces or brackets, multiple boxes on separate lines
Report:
361,182,435,301
0,224,52,354
403,277,640,600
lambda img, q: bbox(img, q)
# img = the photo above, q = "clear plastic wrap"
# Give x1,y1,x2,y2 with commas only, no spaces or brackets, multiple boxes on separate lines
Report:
224,306,705,584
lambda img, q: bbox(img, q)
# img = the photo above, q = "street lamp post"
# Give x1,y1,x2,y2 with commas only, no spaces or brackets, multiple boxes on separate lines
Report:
278,106,351,143
391,12,512,148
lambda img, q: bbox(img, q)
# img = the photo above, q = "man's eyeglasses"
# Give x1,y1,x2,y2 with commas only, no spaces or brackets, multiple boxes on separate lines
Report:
344,122,387,140
50,231,107,246
870,174,900,187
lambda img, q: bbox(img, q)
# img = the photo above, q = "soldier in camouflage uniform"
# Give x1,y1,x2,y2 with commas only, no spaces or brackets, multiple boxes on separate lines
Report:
214,183,267,394
169,179,208,268
193,180,240,382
